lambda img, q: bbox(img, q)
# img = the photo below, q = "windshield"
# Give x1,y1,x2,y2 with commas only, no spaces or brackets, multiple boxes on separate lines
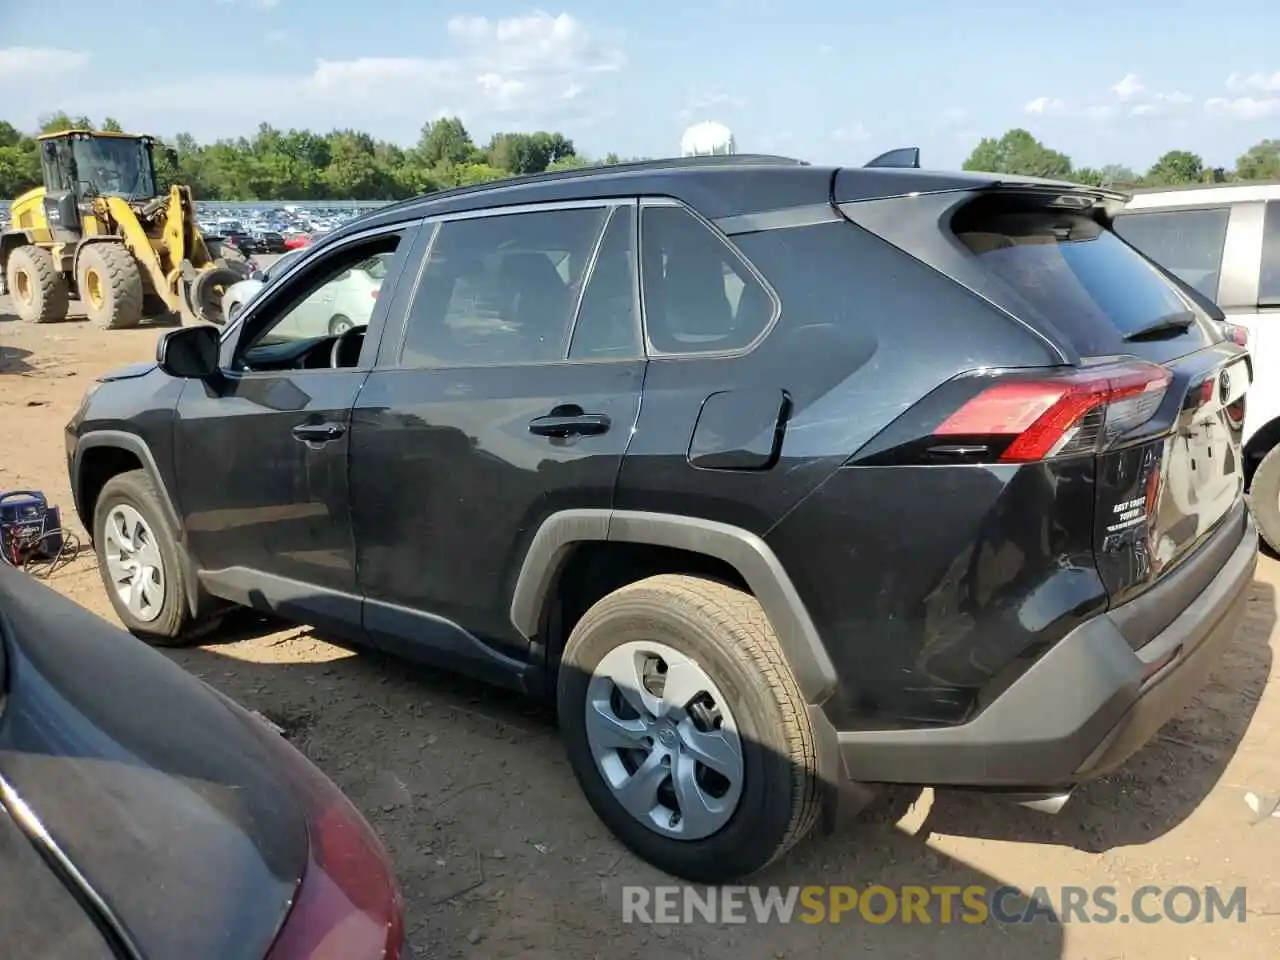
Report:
70,137,156,198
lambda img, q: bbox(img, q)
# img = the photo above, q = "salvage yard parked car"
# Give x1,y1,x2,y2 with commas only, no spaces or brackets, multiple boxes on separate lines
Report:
66,154,1256,883
1114,183,1280,549
0,563,408,959
221,248,386,331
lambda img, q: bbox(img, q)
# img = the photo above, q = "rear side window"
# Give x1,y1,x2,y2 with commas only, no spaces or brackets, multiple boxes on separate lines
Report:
1112,207,1230,299
1261,200,1280,306
951,194,1218,360
402,206,609,368
640,205,777,354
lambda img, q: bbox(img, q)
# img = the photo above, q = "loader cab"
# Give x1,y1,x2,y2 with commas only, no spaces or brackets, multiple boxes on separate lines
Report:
38,130,160,210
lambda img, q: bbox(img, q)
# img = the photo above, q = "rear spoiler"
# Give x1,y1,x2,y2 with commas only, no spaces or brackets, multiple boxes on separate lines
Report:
864,147,921,169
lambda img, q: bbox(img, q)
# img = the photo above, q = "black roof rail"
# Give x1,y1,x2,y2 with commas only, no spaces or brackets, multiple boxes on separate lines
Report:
864,147,921,169
368,153,811,219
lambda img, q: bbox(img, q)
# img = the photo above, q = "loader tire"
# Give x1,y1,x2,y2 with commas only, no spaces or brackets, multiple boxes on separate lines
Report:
78,243,144,330
6,245,69,323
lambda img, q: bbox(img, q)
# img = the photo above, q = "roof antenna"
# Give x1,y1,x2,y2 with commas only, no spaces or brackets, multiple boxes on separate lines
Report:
864,147,921,169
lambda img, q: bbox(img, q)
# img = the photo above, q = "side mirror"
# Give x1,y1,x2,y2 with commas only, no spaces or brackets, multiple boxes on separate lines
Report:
157,325,220,378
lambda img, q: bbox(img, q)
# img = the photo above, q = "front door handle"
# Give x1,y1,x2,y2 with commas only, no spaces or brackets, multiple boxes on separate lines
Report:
528,412,611,438
292,421,346,444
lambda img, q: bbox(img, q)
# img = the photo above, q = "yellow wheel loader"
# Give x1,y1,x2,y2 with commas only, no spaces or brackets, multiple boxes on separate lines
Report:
0,129,250,328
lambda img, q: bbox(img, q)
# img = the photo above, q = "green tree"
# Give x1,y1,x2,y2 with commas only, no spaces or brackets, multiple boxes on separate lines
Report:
1144,150,1204,186
101,117,124,132
418,117,478,168
963,129,1073,179
1235,140,1280,181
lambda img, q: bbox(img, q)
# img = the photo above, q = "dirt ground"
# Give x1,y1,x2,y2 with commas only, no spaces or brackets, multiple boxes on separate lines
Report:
2,286,1278,960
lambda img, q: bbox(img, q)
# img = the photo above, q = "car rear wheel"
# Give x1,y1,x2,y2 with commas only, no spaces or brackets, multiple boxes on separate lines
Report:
557,574,822,882
93,470,216,645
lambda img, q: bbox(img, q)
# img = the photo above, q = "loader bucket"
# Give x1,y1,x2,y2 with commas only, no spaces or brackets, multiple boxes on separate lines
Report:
182,261,249,325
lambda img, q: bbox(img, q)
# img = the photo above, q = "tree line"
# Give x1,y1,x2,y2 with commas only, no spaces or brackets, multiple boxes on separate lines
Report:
0,112,631,202
2,113,1278,202
963,128,1280,187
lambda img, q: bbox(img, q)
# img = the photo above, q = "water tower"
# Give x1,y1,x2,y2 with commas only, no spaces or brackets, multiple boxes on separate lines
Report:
680,121,736,158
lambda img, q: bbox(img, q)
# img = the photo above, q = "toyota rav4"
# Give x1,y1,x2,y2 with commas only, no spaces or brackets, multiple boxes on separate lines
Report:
66,154,1258,883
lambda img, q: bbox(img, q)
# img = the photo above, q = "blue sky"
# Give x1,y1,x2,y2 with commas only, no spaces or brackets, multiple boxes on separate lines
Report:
2,0,1279,172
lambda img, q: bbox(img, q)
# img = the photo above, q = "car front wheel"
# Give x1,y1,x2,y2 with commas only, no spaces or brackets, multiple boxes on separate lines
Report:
93,470,214,645
558,574,822,883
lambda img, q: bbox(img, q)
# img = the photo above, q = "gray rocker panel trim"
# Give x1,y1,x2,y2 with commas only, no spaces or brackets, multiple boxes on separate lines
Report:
509,508,837,705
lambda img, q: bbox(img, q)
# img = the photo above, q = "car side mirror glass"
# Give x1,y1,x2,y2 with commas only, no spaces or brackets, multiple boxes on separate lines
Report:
157,325,220,379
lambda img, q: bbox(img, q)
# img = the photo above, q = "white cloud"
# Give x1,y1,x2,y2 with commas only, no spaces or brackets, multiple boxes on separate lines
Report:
1111,73,1145,100
1226,70,1280,93
1205,96,1280,120
0,46,90,78
44,11,626,140
831,123,869,143
1024,96,1065,115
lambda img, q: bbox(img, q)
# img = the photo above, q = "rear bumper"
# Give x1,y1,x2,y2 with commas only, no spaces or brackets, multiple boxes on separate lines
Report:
836,509,1257,787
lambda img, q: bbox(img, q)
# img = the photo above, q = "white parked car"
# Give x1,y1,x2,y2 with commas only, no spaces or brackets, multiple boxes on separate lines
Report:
1115,183,1280,549
221,249,390,336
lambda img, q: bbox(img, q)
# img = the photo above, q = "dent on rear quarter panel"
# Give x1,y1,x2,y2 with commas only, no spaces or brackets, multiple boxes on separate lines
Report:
0,566,306,960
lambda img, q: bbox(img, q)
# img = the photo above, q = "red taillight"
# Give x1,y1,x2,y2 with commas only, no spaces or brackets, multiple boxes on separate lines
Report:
936,360,1171,462
263,728,404,960
1223,322,1248,347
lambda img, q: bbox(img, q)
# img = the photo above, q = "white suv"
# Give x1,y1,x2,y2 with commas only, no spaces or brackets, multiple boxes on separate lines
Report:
1115,184,1280,550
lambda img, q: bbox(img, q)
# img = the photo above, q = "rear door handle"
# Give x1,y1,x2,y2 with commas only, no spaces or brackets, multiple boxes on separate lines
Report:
528,413,611,438
292,421,346,444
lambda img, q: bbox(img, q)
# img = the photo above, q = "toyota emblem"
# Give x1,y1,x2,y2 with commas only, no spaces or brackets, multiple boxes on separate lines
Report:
1219,371,1232,405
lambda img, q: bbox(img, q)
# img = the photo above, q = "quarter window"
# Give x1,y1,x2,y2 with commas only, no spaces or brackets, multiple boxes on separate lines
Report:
640,205,776,354
402,206,611,368
1112,207,1231,300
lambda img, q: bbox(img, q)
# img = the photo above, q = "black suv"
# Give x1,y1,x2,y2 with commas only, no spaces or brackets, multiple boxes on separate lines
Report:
66,154,1258,883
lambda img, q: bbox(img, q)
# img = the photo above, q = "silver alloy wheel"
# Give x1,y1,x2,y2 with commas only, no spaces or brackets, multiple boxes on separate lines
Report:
102,504,165,623
585,640,744,840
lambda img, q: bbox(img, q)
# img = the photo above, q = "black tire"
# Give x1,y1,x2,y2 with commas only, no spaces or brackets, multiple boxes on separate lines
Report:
5,245,69,323
206,240,251,273
558,574,821,882
93,469,214,645
77,243,144,329
1248,445,1280,553
329,314,353,336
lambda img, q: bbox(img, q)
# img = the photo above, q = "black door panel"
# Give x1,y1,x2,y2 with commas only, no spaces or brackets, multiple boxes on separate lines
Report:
174,370,365,595
351,362,643,656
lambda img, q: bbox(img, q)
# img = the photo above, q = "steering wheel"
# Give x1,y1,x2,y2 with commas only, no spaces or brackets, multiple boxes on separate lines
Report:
329,326,365,368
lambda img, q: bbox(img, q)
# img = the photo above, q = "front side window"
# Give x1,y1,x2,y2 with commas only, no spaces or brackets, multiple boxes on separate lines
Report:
237,234,400,358
1112,207,1230,300
640,205,777,354
402,206,611,368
